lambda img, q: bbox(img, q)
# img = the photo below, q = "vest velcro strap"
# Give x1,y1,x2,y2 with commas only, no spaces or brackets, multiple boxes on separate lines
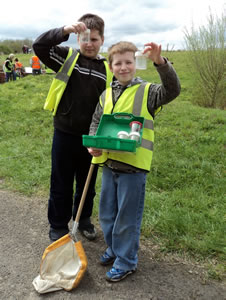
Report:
55,72,70,83
144,119,154,130
141,138,153,151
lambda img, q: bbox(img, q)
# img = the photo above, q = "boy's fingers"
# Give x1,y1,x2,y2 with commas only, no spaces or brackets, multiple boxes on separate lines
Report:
64,22,87,35
72,22,87,33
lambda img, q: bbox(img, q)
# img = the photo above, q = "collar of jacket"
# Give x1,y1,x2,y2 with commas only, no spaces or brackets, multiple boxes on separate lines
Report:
111,77,145,89
77,49,107,61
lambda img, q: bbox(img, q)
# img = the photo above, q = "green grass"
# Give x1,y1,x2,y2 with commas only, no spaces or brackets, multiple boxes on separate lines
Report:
0,52,225,279
143,101,225,259
0,75,53,194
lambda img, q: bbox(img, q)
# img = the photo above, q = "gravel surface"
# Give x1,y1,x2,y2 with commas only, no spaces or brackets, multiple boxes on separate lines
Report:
0,189,225,300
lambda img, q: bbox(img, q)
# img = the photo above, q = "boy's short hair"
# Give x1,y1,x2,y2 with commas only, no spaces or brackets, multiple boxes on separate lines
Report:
108,41,138,66
78,13,105,37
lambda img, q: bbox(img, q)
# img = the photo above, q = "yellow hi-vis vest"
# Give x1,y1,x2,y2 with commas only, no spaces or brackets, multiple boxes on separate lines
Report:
44,47,113,116
4,59,13,73
92,83,159,172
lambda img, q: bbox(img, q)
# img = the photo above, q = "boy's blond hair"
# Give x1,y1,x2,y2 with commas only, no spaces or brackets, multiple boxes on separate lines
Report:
108,41,138,66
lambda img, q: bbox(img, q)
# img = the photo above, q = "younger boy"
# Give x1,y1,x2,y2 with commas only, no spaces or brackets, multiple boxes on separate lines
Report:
33,14,112,242
88,41,180,281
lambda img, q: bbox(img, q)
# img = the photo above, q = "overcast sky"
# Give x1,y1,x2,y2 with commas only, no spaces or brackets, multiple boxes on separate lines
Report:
0,0,225,50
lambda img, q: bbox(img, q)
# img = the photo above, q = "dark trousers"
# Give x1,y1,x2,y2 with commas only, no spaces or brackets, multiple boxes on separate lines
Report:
32,69,41,75
5,71,16,82
48,128,98,229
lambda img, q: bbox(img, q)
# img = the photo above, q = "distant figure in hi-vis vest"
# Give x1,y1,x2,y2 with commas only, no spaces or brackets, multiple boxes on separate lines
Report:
30,55,42,75
4,53,16,82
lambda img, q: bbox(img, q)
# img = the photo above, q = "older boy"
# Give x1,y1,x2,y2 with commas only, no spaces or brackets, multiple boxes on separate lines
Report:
88,41,180,281
33,14,112,242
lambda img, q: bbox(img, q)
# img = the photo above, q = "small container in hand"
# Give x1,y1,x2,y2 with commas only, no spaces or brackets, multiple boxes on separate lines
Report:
79,29,90,43
135,51,147,70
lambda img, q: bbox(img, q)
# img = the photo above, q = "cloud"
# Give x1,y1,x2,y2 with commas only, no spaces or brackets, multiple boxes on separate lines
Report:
0,0,224,50
100,3,180,48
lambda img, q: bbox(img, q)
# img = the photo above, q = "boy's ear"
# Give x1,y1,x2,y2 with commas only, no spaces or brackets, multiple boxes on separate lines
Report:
101,36,104,46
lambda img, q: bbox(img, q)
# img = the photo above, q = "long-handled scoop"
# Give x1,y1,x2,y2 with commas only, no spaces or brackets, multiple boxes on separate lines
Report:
33,164,95,294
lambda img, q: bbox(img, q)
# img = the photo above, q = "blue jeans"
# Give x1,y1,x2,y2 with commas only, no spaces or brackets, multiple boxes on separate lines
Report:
48,128,98,229
99,166,146,271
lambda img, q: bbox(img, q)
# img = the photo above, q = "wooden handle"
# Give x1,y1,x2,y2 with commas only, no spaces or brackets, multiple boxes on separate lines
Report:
75,164,95,223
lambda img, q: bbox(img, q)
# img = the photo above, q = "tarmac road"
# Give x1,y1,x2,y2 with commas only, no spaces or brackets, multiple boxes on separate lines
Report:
0,189,225,300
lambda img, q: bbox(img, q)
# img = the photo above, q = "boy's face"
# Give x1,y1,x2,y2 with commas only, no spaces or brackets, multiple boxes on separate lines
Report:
110,51,136,86
78,29,104,59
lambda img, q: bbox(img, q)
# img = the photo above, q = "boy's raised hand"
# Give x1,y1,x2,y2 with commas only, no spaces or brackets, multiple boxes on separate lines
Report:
143,42,165,65
63,22,87,36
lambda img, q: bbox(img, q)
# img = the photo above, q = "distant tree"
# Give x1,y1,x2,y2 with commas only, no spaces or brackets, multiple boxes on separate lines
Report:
0,39,33,54
0,44,12,55
166,43,175,52
184,8,226,109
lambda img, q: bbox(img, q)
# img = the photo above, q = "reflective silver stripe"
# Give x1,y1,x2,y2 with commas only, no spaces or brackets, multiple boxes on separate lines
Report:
61,50,78,74
141,138,154,151
132,83,154,130
55,72,70,83
55,50,78,83
132,83,147,116
144,119,154,130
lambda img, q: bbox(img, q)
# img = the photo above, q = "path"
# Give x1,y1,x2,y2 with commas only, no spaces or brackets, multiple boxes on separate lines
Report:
0,190,225,300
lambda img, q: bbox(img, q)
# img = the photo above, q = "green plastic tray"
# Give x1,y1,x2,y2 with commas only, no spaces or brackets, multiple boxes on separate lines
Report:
83,113,144,152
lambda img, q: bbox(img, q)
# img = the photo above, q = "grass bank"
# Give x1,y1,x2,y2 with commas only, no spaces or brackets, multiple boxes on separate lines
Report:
0,53,225,279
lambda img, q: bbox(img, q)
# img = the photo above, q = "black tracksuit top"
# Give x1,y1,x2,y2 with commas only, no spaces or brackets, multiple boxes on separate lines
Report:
33,27,108,136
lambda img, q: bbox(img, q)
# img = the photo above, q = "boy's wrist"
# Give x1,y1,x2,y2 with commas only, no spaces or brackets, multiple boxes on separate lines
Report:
154,57,167,67
63,26,72,36
154,56,165,65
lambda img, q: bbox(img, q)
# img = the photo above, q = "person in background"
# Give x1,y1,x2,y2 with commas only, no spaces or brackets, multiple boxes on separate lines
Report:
14,58,25,78
88,41,181,282
22,45,29,54
32,13,112,242
30,55,42,75
4,54,16,82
